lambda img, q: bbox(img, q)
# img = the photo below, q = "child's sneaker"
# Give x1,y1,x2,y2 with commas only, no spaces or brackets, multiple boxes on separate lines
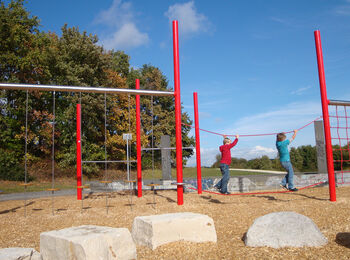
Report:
280,184,288,190
288,188,298,192
209,186,220,192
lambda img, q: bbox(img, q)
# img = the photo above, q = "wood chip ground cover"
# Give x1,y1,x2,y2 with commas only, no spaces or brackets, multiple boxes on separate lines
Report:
0,186,349,259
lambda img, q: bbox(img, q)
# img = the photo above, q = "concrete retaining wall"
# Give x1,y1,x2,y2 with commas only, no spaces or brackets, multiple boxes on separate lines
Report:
89,172,350,193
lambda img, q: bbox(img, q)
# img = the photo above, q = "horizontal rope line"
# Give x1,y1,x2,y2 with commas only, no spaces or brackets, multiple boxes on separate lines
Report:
182,116,322,137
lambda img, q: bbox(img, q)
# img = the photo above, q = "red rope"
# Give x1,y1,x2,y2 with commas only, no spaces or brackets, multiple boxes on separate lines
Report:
182,116,322,137
187,180,327,196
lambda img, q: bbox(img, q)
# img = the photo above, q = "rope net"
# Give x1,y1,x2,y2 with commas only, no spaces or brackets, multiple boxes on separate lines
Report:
329,105,350,184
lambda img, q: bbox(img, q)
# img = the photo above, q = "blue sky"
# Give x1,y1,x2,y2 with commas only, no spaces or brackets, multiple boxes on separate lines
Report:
24,0,350,166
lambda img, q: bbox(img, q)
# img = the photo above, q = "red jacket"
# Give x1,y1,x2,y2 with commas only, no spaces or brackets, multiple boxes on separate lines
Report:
219,138,238,165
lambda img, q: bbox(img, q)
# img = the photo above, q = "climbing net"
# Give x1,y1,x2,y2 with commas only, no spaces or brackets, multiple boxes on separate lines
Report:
329,103,350,184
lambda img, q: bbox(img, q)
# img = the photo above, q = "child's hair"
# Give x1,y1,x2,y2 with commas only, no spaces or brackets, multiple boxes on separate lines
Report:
276,133,286,142
223,137,230,144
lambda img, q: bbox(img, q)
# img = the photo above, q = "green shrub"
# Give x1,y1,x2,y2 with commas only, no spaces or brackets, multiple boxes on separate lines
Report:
0,149,33,181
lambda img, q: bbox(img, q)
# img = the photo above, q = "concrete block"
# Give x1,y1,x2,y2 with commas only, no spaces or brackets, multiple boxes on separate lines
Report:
132,212,217,249
0,247,42,260
40,225,136,260
245,211,328,248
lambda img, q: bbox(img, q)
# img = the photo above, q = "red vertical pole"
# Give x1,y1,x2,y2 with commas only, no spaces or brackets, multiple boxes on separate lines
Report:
314,30,336,202
136,79,142,197
76,103,82,200
193,92,202,194
173,20,184,205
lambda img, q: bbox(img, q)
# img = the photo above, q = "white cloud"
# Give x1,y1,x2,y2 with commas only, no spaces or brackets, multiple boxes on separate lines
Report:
101,23,149,50
270,17,288,24
334,5,350,16
95,0,149,50
165,1,211,36
186,147,219,167
270,17,294,27
223,101,321,136
291,86,312,95
234,146,277,159
94,0,132,26
199,111,211,118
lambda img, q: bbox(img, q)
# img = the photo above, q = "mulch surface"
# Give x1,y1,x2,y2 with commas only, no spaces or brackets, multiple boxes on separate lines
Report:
0,186,350,259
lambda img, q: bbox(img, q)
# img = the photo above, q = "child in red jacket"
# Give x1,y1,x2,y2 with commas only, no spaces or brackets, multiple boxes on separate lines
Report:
214,135,239,194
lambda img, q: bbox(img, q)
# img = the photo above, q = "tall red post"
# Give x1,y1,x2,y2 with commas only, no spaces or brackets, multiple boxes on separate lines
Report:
314,30,336,202
193,92,202,194
136,79,142,197
76,103,82,200
173,20,184,205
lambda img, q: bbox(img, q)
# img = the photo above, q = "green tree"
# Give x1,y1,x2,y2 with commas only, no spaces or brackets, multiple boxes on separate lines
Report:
110,50,130,78
43,25,115,176
259,155,273,170
230,157,248,169
245,156,273,170
271,158,284,171
298,145,317,171
0,0,49,83
211,154,221,168
0,0,51,180
290,147,303,171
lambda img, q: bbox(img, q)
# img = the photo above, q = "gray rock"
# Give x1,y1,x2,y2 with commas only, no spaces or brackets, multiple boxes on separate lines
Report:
245,211,328,248
0,248,42,260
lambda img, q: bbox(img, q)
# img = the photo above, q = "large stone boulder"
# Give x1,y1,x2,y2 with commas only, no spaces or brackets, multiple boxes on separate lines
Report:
132,212,217,250
40,225,136,260
0,247,42,260
245,211,328,248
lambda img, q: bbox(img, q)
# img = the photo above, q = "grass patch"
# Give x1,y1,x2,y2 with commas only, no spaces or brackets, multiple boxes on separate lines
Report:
0,180,75,194
141,167,268,179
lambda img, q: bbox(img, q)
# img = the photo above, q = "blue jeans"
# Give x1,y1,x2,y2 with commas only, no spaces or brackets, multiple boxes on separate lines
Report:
215,163,230,193
280,161,295,189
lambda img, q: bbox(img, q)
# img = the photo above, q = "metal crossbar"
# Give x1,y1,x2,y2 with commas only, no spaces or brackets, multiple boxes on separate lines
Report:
83,160,137,163
329,100,350,106
141,147,194,151
0,83,174,96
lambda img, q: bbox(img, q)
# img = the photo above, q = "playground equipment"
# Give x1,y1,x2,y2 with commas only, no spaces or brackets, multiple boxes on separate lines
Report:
0,20,188,206
314,30,350,202
18,90,60,216
183,30,350,202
